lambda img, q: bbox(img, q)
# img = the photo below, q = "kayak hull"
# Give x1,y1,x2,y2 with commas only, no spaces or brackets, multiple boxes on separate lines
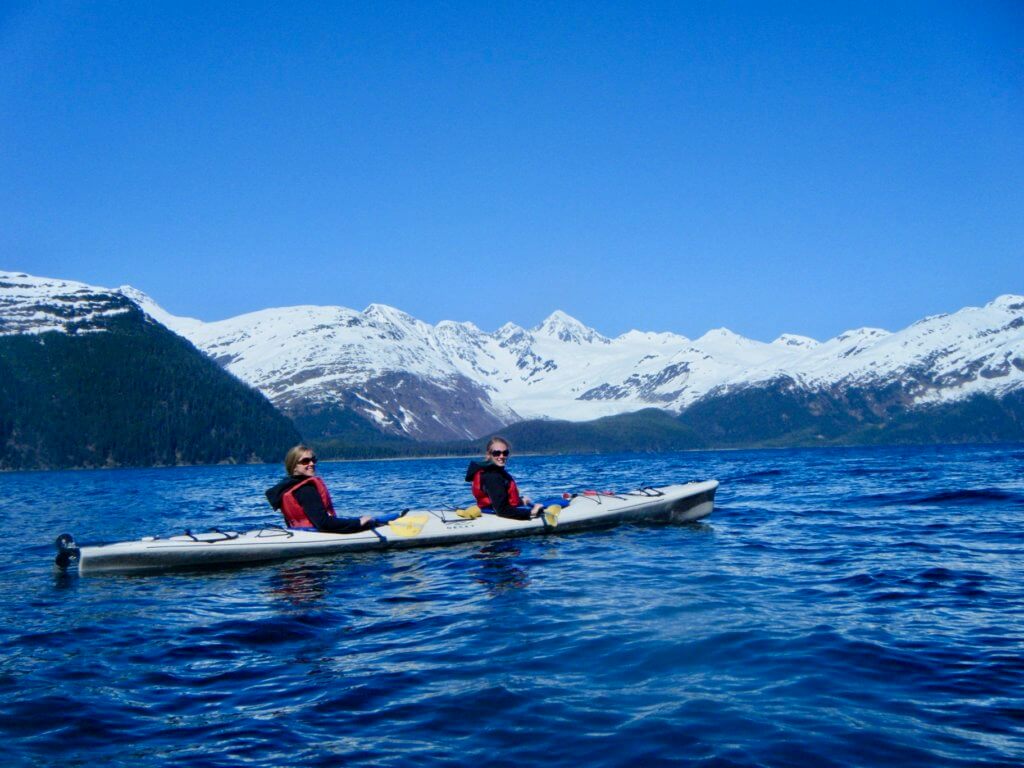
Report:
60,480,718,574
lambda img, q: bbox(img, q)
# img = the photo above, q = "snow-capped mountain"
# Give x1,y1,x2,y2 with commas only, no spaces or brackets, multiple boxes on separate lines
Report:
0,272,138,335
0,272,301,470
3,270,1023,442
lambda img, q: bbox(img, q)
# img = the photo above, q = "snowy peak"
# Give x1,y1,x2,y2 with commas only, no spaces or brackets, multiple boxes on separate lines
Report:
987,294,1024,312
0,270,133,335
436,319,483,337
695,327,752,345
772,333,820,350
494,323,535,356
617,329,690,345
497,321,525,335
534,310,608,345
363,302,417,327
360,303,430,342
692,328,770,362
822,328,891,360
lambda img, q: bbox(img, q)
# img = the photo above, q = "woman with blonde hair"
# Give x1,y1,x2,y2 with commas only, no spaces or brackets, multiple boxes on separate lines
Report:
464,436,547,520
266,445,398,532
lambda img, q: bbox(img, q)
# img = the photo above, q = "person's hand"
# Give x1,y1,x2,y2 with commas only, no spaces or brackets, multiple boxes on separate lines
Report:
523,496,533,505
530,503,543,518
359,515,374,526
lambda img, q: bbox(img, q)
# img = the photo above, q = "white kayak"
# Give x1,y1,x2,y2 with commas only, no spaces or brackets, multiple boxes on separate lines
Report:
55,480,718,574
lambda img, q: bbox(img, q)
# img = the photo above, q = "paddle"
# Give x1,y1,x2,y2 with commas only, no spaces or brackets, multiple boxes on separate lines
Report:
386,514,430,538
542,504,562,528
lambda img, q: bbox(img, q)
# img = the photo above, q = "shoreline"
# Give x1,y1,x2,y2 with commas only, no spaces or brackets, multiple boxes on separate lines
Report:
4,439,1022,473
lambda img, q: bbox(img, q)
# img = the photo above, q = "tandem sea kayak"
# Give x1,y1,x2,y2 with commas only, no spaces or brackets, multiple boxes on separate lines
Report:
55,480,718,574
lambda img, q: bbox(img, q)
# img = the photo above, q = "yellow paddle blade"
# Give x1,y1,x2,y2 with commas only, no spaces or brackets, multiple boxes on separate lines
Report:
456,505,482,519
543,504,562,528
387,514,430,538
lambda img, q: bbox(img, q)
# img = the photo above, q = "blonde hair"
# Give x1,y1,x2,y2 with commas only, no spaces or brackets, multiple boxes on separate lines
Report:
484,436,510,457
284,444,314,476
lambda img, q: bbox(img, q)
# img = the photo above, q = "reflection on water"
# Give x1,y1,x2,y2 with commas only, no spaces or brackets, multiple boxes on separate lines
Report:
472,540,529,594
269,563,331,607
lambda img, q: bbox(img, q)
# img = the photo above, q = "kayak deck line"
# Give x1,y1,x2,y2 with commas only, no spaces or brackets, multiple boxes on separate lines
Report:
54,480,718,575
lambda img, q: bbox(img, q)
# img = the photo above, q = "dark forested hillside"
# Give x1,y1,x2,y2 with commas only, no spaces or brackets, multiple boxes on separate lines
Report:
0,307,300,470
675,382,1024,448
302,392,1024,459
496,409,706,453
852,390,1024,445
300,408,705,459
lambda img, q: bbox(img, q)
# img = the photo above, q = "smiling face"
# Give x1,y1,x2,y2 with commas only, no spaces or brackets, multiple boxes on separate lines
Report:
294,449,317,477
487,440,510,468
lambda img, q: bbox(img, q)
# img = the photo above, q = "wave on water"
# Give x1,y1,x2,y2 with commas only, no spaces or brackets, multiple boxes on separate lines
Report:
725,468,787,483
916,488,1024,505
853,487,1024,507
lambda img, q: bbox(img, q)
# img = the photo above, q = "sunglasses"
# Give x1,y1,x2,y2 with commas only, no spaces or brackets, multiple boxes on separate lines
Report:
490,449,510,457
298,456,318,466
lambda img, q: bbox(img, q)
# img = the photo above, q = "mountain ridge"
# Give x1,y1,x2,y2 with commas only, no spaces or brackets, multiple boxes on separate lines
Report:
3,270,1023,449
0,283,300,470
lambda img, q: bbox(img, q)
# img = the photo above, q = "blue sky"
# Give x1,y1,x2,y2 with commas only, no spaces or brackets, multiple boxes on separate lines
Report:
2,1,1021,341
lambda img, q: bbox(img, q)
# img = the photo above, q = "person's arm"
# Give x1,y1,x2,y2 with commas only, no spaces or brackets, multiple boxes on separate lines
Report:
481,472,531,519
293,484,368,533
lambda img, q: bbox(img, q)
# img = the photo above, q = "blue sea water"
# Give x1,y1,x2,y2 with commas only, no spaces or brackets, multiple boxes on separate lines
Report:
1,444,1022,767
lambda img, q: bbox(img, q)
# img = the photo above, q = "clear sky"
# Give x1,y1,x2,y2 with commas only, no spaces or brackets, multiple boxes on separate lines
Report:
2,1,1021,341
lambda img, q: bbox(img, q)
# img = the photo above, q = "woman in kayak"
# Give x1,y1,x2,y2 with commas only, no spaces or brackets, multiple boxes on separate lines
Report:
465,437,546,520
266,445,398,533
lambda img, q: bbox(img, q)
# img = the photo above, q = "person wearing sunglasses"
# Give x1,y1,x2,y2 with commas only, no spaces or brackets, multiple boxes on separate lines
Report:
464,437,546,520
266,444,395,533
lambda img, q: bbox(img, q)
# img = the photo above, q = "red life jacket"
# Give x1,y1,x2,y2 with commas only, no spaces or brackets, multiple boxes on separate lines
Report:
471,467,521,509
281,476,336,529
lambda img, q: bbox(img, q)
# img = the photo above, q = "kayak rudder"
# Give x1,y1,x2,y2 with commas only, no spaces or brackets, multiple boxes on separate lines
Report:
54,533,81,570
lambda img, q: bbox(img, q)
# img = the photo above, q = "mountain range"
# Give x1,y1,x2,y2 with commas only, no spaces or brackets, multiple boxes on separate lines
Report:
2,269,1023,467
128,279,1024,442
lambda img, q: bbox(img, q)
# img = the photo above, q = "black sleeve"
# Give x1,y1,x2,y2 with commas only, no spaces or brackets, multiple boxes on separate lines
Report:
481,471,530,520
293,484,367,534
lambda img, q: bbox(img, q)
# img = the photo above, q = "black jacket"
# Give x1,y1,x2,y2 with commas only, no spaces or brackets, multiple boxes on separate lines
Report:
265,476,368,534
465,460,531,520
